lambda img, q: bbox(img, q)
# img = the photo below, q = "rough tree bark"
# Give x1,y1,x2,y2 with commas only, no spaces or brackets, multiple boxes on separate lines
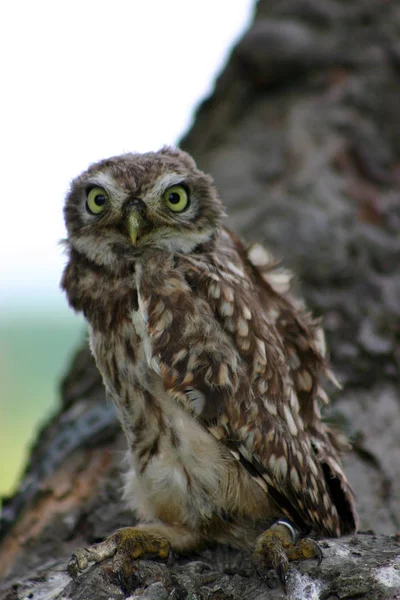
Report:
1,1,399,598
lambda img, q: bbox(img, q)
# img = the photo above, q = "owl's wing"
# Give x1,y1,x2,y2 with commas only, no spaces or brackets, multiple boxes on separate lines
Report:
137,246,357,536
243,241,358,535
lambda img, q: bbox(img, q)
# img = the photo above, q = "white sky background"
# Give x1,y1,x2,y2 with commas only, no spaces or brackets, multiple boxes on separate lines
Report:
0,0,253,311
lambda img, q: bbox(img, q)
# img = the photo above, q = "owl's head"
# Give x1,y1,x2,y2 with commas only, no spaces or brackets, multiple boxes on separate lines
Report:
63,147,225,268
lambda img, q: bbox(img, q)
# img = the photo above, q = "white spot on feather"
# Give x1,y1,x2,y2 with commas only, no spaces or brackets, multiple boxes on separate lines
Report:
308,458,319,477
243,306,252,320
131,308,147,338
290,466,301,489
220,300,234,317
277,455,288,479
226,261,245,278
315,326,327,356
258,378,268,395
295,450,304,467
326,368,342,389
268,454,276,471
172,348,188,365
150,356,161,375
247,243,273,267
263,269,293,294
218,363,230,386
289,352,301,370
230,449,240,461
237,318,249,337
185,387,206,415
131,302,154,368
236,426,249,440
219,412,229,426
317,385,330,404
289,389,300,414
263,398,277,416
255,337,267,363
239,338,251,351
209,282,221,299
297,369,313,392
283,404,298,436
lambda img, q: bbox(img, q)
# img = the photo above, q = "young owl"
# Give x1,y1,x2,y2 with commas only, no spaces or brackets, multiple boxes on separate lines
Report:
62,147,357,587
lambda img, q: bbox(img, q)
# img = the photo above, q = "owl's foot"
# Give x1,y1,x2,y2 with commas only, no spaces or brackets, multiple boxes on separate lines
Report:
251,520,322,590
68,526,172,583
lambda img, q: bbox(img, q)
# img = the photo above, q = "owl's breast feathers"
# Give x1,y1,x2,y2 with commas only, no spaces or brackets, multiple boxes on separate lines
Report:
131,228,357,537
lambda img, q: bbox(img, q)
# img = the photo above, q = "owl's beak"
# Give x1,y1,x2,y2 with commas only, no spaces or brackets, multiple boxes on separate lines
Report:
127,210,146,246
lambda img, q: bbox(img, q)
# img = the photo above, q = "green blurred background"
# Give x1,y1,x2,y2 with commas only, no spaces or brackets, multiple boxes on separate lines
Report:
0,306,84,497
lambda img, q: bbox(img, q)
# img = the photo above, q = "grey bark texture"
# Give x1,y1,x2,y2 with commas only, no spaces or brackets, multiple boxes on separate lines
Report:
1,0,399,598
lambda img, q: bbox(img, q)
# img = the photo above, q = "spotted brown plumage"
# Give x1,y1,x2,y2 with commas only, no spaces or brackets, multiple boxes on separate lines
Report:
61,147,357,586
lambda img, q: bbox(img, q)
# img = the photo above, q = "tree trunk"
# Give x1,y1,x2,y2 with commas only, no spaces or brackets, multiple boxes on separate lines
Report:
1,1,399,598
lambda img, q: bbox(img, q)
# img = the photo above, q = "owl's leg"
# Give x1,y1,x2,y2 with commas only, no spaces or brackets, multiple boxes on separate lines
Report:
68,524,199,584
251,520,322,589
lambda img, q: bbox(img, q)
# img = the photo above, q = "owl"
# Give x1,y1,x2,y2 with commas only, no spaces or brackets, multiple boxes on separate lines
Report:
61,147,357,588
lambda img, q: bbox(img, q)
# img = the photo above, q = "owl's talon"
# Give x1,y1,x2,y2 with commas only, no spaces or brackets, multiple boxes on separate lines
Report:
166,547,175,567
286,536,323,565
68,527,172,583
68,548,91,580
315,541,323,566
252,521,322,590
67,556,79,582
276,561,289,592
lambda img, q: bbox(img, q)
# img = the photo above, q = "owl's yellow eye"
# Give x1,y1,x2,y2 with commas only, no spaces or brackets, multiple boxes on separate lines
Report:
163,185,189,212
86,187,109,215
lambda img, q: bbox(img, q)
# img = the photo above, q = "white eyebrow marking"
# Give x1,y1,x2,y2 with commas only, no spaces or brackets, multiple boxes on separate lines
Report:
87,171,117,192
149,172,185,198
85,171,128,206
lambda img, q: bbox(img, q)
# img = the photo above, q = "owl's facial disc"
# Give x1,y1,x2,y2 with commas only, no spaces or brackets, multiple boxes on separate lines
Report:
64,149,226,265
